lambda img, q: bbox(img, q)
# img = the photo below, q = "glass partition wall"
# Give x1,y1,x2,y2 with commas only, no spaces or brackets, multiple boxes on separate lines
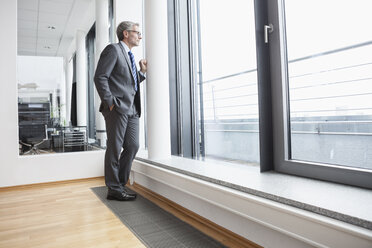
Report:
17,0,109,155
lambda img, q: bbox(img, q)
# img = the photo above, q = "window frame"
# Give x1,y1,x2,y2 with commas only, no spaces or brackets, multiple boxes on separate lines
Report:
170,0,372,189
86,23,96,140
168,0,196,158
269,0,372,189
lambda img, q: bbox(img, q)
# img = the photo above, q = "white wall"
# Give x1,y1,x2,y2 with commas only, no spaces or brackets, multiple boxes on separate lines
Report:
0,0,104,188
17,56,63,90
18,56,65,120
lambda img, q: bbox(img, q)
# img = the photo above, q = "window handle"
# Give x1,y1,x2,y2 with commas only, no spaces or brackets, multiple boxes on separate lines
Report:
264,24,274,43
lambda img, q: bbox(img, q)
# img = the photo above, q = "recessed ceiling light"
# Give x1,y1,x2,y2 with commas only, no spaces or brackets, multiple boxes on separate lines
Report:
47,26,56,30
44,46,51,49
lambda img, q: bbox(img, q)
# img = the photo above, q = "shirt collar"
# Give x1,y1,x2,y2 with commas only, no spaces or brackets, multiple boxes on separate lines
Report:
120,41,130,54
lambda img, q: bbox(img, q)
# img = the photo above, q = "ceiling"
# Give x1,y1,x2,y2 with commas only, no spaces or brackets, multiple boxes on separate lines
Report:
17,0,94,57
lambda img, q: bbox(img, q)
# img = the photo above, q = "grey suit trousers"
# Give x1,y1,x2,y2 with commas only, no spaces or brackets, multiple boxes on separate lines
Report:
103,108,139,193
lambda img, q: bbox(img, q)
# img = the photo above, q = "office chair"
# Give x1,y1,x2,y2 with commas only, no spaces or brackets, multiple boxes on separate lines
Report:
19,124,49,155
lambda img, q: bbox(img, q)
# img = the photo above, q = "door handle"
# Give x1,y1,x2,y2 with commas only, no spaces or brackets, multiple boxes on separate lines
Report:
264,24,274,43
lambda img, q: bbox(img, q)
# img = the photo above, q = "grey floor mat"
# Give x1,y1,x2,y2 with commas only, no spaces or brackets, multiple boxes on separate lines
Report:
91,186,227,248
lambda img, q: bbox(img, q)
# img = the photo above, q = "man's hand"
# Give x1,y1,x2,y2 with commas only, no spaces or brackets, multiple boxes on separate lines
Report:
109,104,114,111
139,59,147,73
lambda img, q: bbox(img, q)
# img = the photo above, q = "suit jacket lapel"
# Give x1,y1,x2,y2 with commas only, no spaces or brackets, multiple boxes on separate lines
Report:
118,42,137,83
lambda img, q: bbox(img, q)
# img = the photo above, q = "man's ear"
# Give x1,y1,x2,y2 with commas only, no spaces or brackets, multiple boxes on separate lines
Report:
123,30,128,38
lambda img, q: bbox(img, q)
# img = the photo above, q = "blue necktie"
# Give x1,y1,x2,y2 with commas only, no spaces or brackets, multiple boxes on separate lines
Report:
128,51,138,91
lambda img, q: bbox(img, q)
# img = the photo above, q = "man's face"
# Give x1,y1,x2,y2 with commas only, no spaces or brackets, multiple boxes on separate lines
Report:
124,25,142,48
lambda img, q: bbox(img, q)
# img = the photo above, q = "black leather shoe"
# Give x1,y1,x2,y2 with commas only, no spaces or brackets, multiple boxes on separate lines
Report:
107,190,136,201
123,189,137,198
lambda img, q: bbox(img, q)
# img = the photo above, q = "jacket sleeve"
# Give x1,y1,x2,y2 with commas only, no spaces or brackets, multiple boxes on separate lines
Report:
94,44,118,107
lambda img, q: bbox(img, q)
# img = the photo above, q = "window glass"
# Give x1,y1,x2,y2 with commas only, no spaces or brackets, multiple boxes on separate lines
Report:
17,1,104,155
284,0,372,169
192,0,260,164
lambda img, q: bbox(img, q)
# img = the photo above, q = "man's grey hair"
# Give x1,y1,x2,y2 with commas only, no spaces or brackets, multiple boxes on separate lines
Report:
116,21,139,41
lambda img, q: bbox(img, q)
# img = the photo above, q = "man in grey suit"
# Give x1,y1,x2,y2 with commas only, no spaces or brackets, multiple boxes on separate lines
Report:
94,21,147,201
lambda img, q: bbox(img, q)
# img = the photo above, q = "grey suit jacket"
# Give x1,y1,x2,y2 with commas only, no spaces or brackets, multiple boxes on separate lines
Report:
94,42,145,117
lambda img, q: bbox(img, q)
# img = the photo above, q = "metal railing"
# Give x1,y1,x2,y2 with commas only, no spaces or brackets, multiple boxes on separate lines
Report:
198,41,372,121
203,117,372,136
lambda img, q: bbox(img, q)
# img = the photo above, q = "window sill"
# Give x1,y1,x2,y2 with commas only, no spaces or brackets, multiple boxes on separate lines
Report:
135,149,372,231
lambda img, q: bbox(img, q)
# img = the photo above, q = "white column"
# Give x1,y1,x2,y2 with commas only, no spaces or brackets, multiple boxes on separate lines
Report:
76,30,87,127
52,88,58,119
95,0,109,147
144,0,171,159
65,57,73,126
59,63,66,126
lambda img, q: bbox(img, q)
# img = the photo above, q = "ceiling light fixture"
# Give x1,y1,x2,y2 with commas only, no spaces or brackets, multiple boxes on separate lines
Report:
47,26,56,30
44,46,51,49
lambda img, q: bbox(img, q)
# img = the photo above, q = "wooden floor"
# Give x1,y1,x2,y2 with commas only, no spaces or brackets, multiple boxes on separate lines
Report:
0,178,145,248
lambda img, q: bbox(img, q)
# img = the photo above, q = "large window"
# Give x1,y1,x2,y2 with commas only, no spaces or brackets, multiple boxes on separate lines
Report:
170,0,372,188
16,0,113,155
264,0,372,188
282,0,372,172
284,0,372,170
191,0,260,164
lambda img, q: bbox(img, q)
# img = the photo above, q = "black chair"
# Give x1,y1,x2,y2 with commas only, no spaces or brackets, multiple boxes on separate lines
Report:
18,102,51,155
19,124,49,155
